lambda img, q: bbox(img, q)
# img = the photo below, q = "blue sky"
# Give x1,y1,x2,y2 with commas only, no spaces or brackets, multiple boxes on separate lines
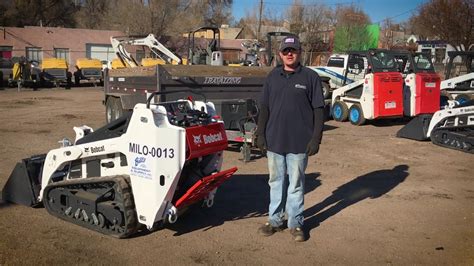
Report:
232,0,428,24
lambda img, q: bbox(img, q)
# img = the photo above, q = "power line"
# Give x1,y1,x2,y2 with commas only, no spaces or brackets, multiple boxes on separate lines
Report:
373,5,422,24
262,1,355,7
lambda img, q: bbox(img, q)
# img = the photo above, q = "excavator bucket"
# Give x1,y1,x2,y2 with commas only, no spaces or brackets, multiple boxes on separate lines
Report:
396,114,433,141
2,155,45,207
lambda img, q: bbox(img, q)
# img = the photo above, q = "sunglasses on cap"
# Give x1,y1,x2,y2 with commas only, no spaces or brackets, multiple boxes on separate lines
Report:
281,48,299,55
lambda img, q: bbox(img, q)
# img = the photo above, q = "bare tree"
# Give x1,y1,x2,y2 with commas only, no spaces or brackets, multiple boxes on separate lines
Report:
1,0,78,27
284,1,333,64
203,0,233,27
287,0,304,35
409,0,473,51
236,2,286,40
74,0,110,29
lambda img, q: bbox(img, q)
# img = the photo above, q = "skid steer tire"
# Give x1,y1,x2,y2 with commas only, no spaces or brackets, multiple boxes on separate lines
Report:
322,82,331,99
348,104,365,126
332,101,349,122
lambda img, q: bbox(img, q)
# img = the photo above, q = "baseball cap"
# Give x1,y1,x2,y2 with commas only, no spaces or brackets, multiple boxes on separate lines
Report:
279,36,301,51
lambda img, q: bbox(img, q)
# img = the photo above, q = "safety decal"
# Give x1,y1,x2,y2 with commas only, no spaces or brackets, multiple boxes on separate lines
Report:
131,156,151,179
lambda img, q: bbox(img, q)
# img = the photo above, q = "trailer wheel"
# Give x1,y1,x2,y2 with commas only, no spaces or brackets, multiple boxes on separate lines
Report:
349,104,365,126
105,97,116,123
455,94,471,105
322,82,331,99
74,71,81,86
332,101,348,122
113,97,125,120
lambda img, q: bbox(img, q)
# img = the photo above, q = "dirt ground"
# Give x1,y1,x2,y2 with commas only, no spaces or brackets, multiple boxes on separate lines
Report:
0,87,472,265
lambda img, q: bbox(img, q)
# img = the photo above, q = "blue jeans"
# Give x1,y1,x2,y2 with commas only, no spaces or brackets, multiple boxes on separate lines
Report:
267,151,308,229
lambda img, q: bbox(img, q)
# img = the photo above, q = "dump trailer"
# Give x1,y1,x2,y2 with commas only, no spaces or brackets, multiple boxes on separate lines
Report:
104,64,273,161
2,95,238,237
74,58,103,86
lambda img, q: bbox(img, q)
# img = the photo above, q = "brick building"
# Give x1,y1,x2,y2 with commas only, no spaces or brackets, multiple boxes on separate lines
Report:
1,26,262,69
1,26,124,71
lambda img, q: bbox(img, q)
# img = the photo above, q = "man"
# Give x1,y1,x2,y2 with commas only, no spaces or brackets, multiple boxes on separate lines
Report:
256,36,325,242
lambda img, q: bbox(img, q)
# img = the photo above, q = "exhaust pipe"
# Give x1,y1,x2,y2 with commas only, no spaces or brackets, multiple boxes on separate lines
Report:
396,114,433,141
2,154,46,207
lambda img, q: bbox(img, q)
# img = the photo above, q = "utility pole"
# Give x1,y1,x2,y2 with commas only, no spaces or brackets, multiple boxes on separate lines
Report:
257,0,263,40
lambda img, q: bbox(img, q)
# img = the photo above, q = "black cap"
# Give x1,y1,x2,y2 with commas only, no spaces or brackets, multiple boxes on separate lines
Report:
279,36,301,51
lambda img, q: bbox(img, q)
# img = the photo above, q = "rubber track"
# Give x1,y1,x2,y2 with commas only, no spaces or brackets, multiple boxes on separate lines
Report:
430,127,474,154
43,175,138,238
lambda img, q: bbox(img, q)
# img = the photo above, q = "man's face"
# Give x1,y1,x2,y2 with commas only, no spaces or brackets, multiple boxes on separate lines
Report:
279,48,301,68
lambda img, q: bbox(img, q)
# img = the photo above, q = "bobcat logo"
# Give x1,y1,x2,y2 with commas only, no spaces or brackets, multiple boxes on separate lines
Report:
193,135,202,145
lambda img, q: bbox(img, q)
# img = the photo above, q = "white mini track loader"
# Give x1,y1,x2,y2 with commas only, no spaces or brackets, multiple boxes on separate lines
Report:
331,49,404,125
440,51,473,105
2,92,237,238
397,100,474,153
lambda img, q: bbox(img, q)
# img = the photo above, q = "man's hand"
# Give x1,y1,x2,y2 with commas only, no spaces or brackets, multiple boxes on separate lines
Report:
306,139,320,156
256,134,267,155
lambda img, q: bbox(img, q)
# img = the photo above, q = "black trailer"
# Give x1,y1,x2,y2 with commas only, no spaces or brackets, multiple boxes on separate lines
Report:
104,64,273,161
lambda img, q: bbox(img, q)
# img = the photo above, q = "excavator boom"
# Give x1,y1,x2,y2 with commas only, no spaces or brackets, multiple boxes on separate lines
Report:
111,34,181,68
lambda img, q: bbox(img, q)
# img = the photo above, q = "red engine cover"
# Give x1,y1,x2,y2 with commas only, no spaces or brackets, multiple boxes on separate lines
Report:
415,73,440,115
185,122,228,160
373,72,404,118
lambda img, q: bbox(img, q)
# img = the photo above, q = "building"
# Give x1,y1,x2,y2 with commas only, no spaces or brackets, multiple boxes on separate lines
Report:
1,26,124,71
0,25,261,69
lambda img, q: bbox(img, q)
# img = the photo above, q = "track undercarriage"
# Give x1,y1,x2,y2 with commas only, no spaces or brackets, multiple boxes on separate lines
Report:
43,175,138,238
430,118,474,154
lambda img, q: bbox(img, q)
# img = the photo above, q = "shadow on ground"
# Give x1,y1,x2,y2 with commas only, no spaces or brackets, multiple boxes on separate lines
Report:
369,117,411,127
168,172,321,236
304,164,409,239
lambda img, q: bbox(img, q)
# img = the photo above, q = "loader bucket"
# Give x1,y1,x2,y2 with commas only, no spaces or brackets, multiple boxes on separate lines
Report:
2,154,45,207
396,114,433,141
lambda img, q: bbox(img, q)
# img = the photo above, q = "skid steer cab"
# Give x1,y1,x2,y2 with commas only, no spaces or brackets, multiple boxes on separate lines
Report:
2,91,238,238
391,51,440,117
331,49,404,125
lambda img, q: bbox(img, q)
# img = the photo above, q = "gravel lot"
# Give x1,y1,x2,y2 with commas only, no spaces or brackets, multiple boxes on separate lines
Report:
0,87,472,265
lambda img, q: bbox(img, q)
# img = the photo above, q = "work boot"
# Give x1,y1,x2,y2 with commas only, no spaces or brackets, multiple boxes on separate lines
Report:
258,222,282,236
290,227,306,242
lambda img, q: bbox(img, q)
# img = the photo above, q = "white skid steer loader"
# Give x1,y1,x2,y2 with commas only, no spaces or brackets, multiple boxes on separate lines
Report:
2,91,238,238
331,49,404,125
